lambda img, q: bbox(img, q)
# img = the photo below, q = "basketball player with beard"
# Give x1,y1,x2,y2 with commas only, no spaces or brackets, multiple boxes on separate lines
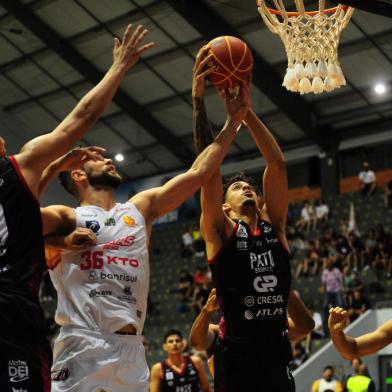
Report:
150,329,210,392
193,47,295,391
40,47,250,392
0,23,153,392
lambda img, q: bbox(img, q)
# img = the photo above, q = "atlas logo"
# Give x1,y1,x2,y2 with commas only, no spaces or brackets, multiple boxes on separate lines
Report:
52,368,70,382
86,220,100,234
8,360,29,383
253,274,278,293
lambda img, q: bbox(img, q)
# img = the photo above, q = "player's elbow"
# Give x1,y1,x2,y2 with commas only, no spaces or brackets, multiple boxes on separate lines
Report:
188,164,211,185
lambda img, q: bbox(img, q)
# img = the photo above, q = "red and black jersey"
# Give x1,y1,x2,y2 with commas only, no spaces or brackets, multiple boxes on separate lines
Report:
0,156,46,337
161,355,200,392
209,219,292,344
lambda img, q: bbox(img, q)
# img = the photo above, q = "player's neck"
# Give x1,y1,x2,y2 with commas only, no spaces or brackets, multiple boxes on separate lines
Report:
80,187,116,211
237,210,259,232
167,353,184,368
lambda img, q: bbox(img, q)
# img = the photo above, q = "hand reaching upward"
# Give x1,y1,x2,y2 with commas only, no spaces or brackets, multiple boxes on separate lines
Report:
113,24,155,71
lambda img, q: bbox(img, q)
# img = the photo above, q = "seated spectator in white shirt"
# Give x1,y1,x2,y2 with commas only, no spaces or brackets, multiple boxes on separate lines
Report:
358,162,376,197
316,199,329,224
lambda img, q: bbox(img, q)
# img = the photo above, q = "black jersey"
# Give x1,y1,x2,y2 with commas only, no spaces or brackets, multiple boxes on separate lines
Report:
161,355,200,392
0,156,46,336
209,219,292,344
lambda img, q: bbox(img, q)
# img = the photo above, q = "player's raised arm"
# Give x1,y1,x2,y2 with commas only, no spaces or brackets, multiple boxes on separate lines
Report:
190,288,220,351
243,109,288,236
329,307,392,359
131,78,249,224
14,24,154,199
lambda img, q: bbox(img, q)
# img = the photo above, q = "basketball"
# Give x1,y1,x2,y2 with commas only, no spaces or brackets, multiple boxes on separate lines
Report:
206,36,253,90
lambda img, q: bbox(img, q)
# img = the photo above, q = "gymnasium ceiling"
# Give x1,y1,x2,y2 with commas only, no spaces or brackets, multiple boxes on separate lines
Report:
0,0,391,181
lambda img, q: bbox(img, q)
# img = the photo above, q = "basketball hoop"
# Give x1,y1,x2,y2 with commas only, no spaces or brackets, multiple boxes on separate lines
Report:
257,0,354,94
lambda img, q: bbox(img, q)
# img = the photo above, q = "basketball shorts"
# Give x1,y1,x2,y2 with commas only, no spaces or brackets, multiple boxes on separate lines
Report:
0,333,52,392
214,336,295,392
51,325,149,392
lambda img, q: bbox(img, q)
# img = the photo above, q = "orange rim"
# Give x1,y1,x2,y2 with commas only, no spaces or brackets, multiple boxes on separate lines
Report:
266,5,349,17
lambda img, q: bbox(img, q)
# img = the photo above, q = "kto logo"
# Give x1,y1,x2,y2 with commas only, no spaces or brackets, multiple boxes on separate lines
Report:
253,275,278,293
80,251,139,270
8,360,29,383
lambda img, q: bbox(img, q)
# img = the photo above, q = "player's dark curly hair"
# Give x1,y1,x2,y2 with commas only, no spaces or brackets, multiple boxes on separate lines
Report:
163,329,183,343
222,172,259,201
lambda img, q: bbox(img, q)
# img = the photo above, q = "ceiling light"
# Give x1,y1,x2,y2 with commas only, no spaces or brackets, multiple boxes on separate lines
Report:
374,83,386,95
115,153,124,162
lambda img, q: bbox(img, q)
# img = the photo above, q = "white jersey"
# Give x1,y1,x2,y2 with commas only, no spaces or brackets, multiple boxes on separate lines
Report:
50,202,149,334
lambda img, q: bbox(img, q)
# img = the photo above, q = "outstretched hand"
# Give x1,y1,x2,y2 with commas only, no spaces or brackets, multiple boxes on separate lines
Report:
203,288,220,314
220,81,251,125
192,46,216,98
113,24,155,71
60,146,106,172
328,307,349,332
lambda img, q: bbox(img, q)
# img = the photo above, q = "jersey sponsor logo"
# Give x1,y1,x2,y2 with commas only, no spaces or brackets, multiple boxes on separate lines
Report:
89,289,112,298
12,388,28,392
250,250,275,273
237,240,247,250
236,224,248,238
102,235,135,250
166,371,174,380
253,275,278,293
287,363,294,380
80,212,98,218
256,240,262,247
8,360,29,383
255,307,284,317
176,386,193,392
123,215,136,227
88,270,137,283
117,286,138,304
86,220,100,234
51,368,70,382
244,296,255,306
244,310,254,320
80,251,139,270
0,178,4,186
266,237,279,244
104,218,116,226
263,225,272,233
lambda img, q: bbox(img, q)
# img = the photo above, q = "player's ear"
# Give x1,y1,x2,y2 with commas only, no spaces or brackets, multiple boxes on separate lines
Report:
162,342,167,352
222,203,231,214
71,169,87,183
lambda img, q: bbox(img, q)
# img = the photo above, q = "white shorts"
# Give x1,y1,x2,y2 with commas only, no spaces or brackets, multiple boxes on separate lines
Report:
51,325,149,392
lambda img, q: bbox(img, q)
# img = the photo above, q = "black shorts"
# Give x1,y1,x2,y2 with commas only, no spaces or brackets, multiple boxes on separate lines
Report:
214,336,295,392
0,334,52,392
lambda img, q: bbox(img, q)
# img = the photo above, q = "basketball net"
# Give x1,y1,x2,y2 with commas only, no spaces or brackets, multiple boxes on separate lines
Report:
257,0,354,94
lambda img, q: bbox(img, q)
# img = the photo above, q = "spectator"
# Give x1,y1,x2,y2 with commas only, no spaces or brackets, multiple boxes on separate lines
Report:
291,340,308,369
371,241,389,282
193,267,210,286
346,233,365,272
191,223,205,258
295,241,321,278
311,366,343,392
348,290,371,323
174,270,194,302
322,258,345,333
358,162,376,197
335,235,351,269
316,199,330,225
347,358,362,378
296,201,314,232
346,364,375,392
384,179,392,208
343,268,364,305
181,226,194,257
190,283,210,317
305,304,324,352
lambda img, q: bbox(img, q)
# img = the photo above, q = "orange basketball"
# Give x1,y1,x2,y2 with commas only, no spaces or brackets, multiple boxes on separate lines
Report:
206,36,253,90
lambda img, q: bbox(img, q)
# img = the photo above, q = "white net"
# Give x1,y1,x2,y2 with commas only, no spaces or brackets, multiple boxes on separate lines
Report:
257,0,354,94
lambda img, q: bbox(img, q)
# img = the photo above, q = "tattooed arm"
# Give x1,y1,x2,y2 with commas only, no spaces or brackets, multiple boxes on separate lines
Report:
192,46,215,155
